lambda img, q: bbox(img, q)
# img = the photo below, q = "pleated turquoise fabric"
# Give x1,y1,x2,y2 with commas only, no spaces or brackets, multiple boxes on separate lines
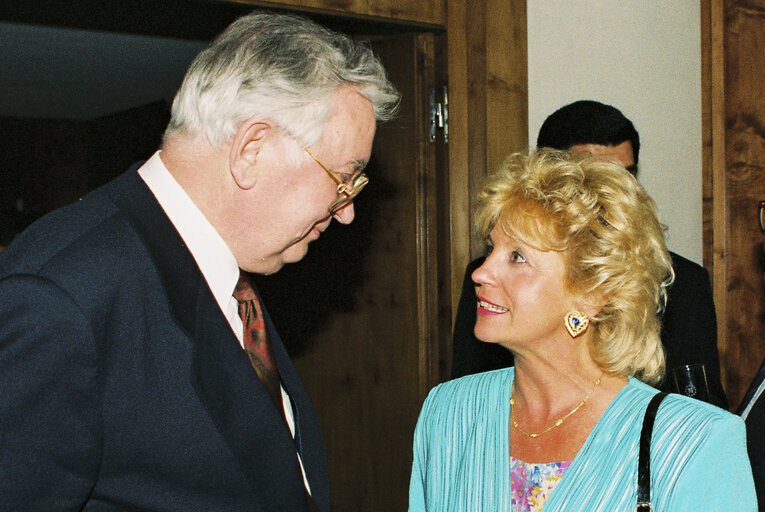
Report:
409,367,757,511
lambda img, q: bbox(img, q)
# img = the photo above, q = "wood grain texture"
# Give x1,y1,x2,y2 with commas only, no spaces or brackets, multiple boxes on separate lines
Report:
446,0,528,328
485,0,528,173
221,0,445,27
446,0,472,329
704,0,765,409
723,0,765,408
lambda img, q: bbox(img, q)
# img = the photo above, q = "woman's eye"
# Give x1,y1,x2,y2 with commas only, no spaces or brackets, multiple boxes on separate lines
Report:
510,250,526,264
484,244,494,257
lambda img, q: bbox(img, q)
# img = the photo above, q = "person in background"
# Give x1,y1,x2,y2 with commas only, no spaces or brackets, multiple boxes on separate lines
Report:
737,240,765,506
0,12,398,511
452,100,727,408
410,150,756,511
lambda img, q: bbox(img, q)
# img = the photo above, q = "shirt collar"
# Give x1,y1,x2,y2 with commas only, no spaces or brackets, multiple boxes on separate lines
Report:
137,151,239,311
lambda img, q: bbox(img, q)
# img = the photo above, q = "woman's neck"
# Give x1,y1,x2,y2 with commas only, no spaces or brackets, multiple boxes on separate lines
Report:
510,335,604,414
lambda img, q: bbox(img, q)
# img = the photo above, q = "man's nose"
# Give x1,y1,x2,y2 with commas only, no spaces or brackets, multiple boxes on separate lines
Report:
332,202,355,224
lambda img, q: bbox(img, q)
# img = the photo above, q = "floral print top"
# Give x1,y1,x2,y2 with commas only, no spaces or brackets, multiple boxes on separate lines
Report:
510,457,572,511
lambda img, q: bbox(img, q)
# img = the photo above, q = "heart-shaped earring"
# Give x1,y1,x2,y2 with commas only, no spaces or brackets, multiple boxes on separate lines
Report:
564,311,590,338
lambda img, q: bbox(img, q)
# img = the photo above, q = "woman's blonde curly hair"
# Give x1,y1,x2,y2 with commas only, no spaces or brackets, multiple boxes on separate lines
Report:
475,149,674,384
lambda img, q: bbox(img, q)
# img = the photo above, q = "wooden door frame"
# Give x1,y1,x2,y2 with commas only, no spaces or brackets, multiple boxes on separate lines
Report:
701,0,727,393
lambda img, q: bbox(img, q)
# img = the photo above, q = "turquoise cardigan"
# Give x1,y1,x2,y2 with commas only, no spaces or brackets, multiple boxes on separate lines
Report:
409,368,757,511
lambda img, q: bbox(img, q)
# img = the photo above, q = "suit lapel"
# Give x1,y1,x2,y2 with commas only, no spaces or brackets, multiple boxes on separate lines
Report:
739,357,765,416
191,290,312,511
107,168,317,511
260,302,330,510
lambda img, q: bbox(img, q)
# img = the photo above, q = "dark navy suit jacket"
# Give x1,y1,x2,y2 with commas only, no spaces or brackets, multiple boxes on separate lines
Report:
0,167,329,511
738,357,765,507
452,253,728,408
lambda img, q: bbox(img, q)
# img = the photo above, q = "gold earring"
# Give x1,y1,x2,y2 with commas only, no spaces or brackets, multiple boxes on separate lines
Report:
564,311,590,338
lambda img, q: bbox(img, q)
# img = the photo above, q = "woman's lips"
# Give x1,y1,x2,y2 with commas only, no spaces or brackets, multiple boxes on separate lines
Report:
476,296,509,315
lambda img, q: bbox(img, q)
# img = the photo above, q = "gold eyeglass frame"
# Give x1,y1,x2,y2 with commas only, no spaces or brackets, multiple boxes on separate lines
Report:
304,148,369,214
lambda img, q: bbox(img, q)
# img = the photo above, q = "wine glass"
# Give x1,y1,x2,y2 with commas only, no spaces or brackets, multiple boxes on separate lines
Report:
671,363,711,402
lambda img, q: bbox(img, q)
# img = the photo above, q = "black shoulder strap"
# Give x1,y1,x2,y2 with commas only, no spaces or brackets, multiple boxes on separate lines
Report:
636,392,668,510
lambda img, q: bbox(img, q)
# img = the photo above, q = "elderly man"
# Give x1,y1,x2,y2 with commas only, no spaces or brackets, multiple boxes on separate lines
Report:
452,100,727,408
0,12,398,511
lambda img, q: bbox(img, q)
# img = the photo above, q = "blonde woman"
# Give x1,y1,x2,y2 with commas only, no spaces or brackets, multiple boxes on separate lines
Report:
409,150,756,511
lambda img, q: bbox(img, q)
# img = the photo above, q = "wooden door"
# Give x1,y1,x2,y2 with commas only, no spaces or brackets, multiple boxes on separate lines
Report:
228,0,445,26
703,0,765,409
256,33,445,511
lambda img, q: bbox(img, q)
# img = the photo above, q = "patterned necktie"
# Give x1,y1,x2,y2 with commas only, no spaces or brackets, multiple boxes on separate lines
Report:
234,271,284,413
234,271,320,511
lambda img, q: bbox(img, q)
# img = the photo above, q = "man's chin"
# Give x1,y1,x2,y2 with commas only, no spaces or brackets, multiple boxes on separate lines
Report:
244,241,311,275
277,241,310,266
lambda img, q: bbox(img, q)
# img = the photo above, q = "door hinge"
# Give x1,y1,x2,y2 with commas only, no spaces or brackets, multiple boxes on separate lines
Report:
429,85,448,144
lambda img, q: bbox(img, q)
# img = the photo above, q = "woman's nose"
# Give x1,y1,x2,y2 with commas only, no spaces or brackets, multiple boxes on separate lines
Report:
471,258,493,287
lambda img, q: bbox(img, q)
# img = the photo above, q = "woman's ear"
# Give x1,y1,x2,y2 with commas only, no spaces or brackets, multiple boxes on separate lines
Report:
229,118,271,190
582,291,609,319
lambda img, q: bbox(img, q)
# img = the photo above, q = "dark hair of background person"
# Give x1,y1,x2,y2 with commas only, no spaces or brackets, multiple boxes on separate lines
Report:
536,100,641,164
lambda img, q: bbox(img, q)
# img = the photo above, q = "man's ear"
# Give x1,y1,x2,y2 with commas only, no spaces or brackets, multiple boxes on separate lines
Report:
229,118,271,190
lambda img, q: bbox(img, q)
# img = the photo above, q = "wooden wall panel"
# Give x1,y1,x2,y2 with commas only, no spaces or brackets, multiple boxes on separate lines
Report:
446,0,472,333
485,0,528,173
722,0,765,409
704,0,765,409
447,0,529,328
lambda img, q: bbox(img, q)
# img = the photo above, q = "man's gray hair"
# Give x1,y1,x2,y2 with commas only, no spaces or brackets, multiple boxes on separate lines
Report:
163,11,400,148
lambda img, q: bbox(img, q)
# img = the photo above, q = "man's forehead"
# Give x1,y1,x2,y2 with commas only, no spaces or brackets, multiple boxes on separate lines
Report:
320,86,376,164
568,141,636,174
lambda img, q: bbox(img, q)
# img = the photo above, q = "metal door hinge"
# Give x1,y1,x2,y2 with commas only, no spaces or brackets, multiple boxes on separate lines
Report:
429,85,448,144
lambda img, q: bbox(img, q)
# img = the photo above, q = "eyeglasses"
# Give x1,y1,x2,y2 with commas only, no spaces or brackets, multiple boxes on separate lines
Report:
304,148,369,214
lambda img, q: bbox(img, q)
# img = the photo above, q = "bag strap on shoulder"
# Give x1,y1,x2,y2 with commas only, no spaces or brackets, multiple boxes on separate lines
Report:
636,391,668,511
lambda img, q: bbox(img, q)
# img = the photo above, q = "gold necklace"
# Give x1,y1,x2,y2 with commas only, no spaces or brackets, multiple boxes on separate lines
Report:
510,372,605,439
